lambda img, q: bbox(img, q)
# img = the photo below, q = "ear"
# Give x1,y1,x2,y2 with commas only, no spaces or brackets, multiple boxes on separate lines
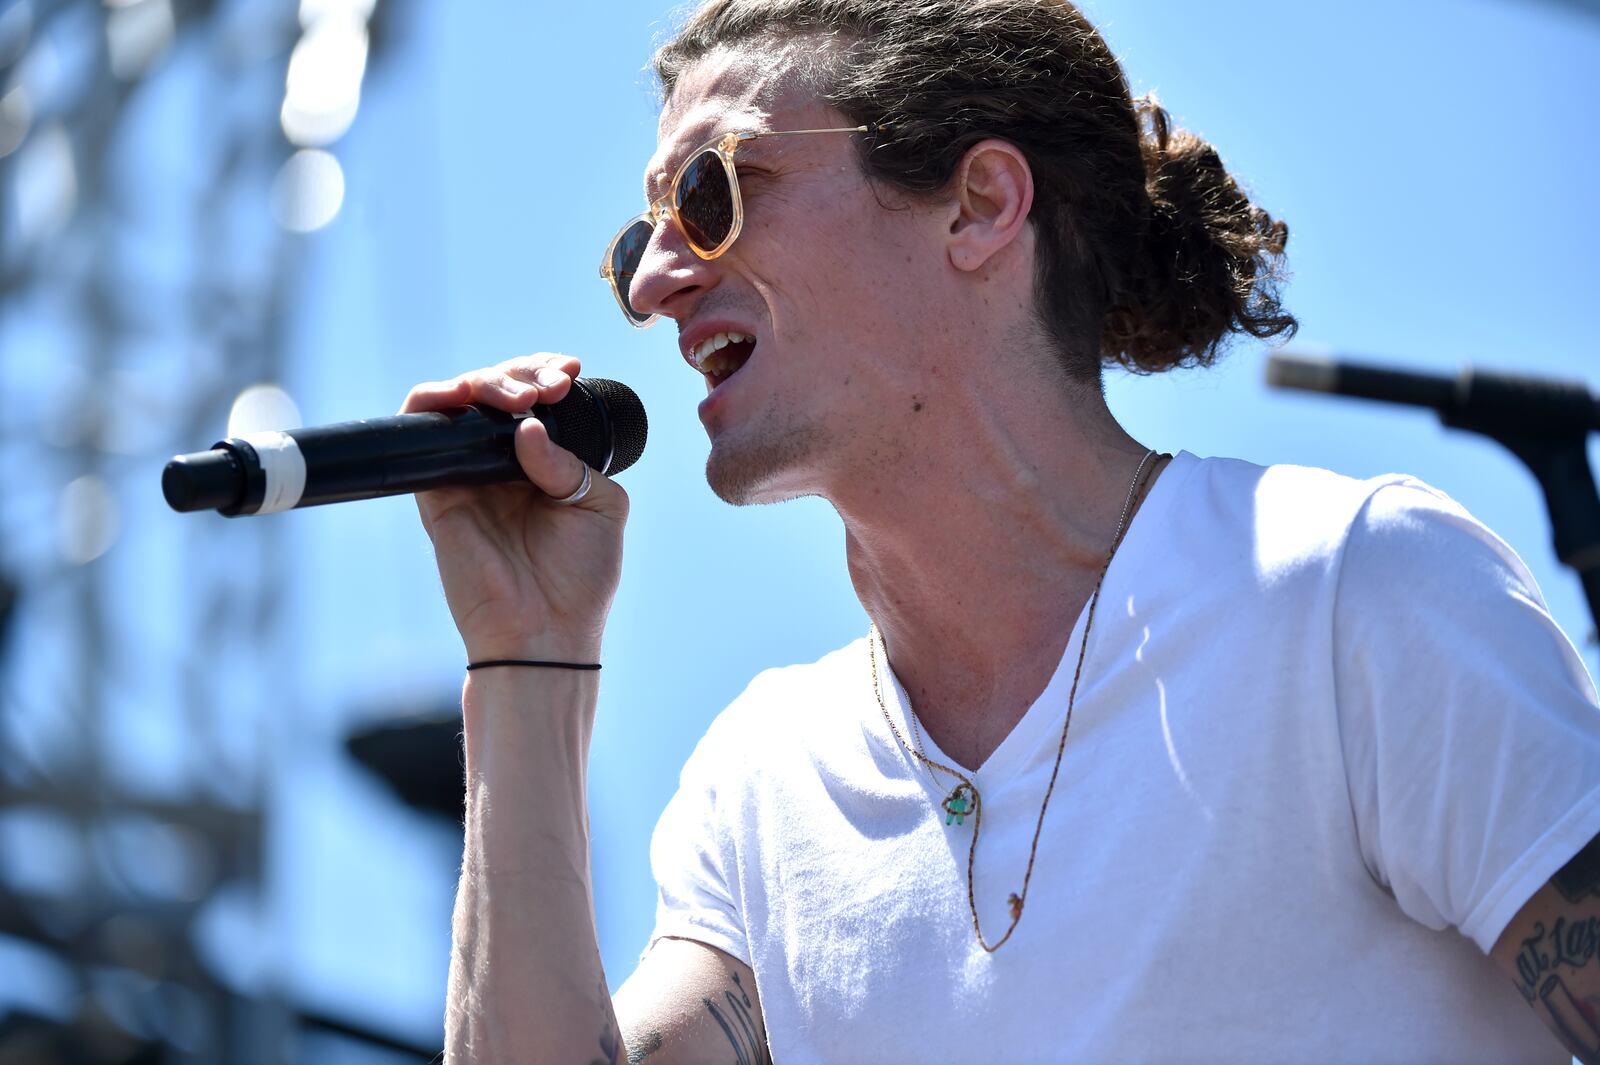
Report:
946,139,1035,273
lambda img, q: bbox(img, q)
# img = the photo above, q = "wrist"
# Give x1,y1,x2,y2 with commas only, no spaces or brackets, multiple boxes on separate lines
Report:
466,658,600,672
459,664,599,785
462,633,603,667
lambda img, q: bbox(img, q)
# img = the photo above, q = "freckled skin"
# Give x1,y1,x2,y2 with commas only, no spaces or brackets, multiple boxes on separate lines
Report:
627,50,958,507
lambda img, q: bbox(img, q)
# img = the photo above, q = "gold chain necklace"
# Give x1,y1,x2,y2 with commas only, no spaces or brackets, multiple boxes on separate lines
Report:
868,449,1163,953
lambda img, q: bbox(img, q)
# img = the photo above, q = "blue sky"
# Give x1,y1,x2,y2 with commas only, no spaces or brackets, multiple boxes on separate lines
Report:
5,0,1599,1052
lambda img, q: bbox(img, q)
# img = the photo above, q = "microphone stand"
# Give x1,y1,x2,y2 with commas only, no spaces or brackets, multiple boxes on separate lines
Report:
1268,356,1600,645
1448,407,1600,645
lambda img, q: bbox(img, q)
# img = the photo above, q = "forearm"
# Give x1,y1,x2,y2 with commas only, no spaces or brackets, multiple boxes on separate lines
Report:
1492,836,1600,1064
446,665,620,1065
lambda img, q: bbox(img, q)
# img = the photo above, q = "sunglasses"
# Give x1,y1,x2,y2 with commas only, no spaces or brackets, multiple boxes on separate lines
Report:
599,125,869,327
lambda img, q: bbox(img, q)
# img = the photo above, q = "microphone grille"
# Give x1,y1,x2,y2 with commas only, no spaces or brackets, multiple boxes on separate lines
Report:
546,378,648,476
585,378,648,476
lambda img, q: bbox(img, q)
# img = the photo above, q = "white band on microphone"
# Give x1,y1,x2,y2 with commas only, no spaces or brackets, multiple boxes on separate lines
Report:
240,431,307,514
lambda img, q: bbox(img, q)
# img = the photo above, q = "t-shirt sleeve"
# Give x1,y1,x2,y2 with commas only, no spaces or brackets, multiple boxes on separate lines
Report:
644,718,751,967
1333,480,1600,953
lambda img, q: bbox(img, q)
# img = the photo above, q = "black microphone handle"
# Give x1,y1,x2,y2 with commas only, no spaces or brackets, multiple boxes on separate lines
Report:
163,378,641,516
163,406,525,516
260,405,524,515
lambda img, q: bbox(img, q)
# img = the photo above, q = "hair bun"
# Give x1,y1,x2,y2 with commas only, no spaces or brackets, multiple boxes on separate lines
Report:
1100,95,1296,372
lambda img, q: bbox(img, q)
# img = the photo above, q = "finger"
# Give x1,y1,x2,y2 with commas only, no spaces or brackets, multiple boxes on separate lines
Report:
514,415,615,508
421,366,543,414
403,354,586,416
501,352,583,380
502,353,584,407
399,377,471,414
400,370,533,414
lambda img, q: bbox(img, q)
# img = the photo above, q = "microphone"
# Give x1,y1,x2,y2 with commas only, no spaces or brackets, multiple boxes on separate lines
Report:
1268,349,1600,633
1266,350,1600,438
162,377,648,516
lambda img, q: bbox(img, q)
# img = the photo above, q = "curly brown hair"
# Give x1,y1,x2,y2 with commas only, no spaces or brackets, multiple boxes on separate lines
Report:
655,0,1296,379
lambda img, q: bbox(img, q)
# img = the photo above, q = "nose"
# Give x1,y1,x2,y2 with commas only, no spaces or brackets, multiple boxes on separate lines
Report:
627,218,719,322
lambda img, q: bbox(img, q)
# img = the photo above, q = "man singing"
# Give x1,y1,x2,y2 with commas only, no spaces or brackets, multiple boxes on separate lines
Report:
403,1,1600,1061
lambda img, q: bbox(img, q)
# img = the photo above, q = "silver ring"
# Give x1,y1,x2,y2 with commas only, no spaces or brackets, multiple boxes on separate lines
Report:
549,464,592,506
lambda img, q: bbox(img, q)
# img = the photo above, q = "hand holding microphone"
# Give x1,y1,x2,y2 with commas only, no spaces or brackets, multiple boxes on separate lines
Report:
165,354,645,662
395,356,636,663
164,363,646,516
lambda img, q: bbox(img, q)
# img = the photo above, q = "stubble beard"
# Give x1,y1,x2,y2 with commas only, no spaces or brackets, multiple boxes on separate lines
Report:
703,410,831,506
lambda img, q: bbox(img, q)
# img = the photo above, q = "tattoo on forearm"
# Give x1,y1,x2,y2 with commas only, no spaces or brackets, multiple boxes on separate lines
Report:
1515,919,1600,997
1540,974,1600,1060
1517,923,1600,1058
702,970,769,1065
1517,836,1600,1060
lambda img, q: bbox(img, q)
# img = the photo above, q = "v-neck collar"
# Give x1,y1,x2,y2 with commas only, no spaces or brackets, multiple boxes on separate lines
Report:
869,451,1198,793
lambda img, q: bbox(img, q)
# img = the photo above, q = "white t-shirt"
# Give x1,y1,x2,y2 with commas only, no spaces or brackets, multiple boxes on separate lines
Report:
647,452,1600,1064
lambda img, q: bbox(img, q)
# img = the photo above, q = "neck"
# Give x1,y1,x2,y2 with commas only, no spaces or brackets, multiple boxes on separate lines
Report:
836,369,1157,771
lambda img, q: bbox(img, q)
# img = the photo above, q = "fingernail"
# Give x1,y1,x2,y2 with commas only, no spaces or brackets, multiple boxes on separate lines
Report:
534,368,563,387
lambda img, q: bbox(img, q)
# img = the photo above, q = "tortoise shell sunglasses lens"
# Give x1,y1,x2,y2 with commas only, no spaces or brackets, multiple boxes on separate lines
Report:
609,218,656,324
673,148,736,254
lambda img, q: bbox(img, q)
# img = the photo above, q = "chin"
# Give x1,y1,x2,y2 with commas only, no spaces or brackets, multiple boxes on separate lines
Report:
704,425,826,507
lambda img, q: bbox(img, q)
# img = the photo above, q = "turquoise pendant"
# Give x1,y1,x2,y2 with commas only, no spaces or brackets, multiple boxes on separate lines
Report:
942,785,973,826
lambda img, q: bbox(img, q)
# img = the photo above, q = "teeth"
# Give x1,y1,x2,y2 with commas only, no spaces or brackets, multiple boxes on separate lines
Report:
690,331,754,373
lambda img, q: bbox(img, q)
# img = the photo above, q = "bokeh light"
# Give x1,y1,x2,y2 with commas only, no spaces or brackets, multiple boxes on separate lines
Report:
227,383,304,437
104,0,174,82
0,85,31,158
11,121,76,244
299,0,377,30
270,148,344,232
58,475,119,565
280,13,367,147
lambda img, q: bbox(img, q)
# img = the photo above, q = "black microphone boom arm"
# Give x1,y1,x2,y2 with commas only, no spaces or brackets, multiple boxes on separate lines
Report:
1267,350,1600,642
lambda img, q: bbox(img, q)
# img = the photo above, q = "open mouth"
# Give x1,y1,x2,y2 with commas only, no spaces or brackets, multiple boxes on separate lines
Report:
691,331,757,388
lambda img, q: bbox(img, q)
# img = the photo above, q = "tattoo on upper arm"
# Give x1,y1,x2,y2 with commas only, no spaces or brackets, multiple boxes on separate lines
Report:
1515,837,1600,1061
627,1030,663,1064
702,970,770,1065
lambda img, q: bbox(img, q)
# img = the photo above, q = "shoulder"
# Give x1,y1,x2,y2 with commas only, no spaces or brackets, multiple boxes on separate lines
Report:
650,638,870,876
1168,451,1445,577
1336,475,1546,615
711,637,866,731
678,637,870,783
1184,451,1415,524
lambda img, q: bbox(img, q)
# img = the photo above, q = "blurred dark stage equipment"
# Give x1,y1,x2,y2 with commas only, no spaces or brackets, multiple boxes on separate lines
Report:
163,377,649,516
345,715,465,826
1532,0,1600,21
1268,351,1600,638
0,0,439,1061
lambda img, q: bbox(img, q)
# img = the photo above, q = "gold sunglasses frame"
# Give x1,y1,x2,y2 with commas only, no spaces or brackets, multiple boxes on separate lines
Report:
599,125,869,328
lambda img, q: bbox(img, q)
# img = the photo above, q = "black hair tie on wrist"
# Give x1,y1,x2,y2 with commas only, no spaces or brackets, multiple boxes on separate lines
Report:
466,659,601,671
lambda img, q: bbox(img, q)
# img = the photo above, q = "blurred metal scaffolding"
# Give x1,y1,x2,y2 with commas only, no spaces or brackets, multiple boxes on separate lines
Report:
0,0,428,1061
